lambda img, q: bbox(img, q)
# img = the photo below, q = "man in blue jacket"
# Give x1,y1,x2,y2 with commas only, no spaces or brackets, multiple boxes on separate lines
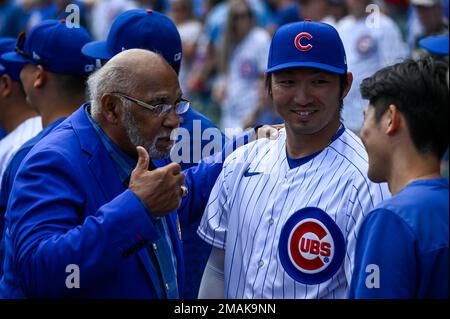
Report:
1,49,213,298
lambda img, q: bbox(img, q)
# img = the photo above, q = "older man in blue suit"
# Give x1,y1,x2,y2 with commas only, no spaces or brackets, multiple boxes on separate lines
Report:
81,9,227,299
1,49,222,298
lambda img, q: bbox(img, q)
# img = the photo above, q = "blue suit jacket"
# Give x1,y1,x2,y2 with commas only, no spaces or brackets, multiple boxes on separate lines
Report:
0,107,186,298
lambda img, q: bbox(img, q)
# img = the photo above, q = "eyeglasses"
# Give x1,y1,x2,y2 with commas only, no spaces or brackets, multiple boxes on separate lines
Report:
15,32,48,66
112,92,190,116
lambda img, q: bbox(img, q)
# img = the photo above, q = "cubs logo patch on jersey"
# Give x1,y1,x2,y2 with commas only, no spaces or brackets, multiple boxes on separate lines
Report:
356,35,377,56
278,207,345,285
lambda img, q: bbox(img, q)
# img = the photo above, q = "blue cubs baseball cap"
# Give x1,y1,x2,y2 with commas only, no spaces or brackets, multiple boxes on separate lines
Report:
2,20,95,76
419,35,449,56
0,37,23,81
267,20,347,74
82,9,183,69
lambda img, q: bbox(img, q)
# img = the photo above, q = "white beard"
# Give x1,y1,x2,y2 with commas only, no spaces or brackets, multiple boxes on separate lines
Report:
122,108,173,160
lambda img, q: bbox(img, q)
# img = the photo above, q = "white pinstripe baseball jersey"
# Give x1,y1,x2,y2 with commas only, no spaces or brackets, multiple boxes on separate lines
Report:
197,127,390,299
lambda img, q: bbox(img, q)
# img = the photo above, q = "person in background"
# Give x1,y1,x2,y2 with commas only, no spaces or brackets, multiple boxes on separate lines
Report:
265,0,301,35
409,0,449,60
0,20,94,278
337,0,408,134
26,0,89,31
242,75,282,129
170,0,203,99
419,33,449,56
213,0,271,132
418,33,449,178
378,0,410,39
85,0,137,41
0,37,41,185
328,0,347,25
186,0,271,126
297,0,335,26
0,0,29,37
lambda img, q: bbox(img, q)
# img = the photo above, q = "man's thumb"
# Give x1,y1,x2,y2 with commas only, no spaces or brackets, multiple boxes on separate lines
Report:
134,146,149,174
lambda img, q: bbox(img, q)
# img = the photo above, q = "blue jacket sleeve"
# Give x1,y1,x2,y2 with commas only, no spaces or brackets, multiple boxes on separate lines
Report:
8,149,160,298
177,128,256,226
0,147,29,276
349,209,417,299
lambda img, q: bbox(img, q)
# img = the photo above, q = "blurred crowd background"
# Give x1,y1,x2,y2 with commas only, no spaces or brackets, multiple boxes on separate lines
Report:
0,0,448,133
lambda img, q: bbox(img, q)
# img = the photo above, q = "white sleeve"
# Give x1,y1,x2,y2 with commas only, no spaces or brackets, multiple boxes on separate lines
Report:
197,165,230,249
198,247,225,299
379,17,408,66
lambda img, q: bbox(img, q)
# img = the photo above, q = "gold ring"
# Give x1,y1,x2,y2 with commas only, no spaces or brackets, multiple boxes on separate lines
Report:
180,185,188,197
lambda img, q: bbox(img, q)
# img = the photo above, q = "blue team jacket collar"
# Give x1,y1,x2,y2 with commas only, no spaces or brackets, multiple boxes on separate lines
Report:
69,103,126,203
70,103,103,156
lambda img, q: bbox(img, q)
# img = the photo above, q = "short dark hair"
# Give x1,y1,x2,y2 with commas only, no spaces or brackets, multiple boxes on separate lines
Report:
53,73,88,97
360,58,449,158
265,71,349,111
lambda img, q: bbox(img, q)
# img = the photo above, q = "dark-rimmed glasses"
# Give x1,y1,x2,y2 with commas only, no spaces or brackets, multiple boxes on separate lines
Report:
112,92,190,116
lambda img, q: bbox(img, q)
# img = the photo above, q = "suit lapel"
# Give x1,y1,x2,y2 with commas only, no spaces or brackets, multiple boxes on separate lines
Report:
137,248,165,299
70,104,165,294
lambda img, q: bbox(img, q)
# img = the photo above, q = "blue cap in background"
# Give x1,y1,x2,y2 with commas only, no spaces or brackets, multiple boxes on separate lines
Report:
82,9,183,70
0,37,22,81
267,20,347,74
2,19,95,76
419,35,449,56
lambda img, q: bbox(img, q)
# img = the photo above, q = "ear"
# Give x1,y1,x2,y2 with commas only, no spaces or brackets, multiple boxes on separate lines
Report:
33,65,47,89
341,72,353,100
385,104,401,135
100,93,122,124
0,74,13,98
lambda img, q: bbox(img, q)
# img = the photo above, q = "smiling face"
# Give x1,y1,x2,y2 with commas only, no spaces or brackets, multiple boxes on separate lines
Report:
271,67,350,138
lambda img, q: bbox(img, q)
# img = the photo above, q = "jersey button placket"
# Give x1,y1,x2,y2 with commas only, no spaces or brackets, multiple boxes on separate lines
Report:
284,173,289,184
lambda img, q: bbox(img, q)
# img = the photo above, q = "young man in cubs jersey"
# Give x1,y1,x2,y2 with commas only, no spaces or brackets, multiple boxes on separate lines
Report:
197,21,390,299
349,58,449,298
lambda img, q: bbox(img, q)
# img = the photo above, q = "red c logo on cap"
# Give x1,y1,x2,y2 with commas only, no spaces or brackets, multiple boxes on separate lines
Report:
295,32,313,51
